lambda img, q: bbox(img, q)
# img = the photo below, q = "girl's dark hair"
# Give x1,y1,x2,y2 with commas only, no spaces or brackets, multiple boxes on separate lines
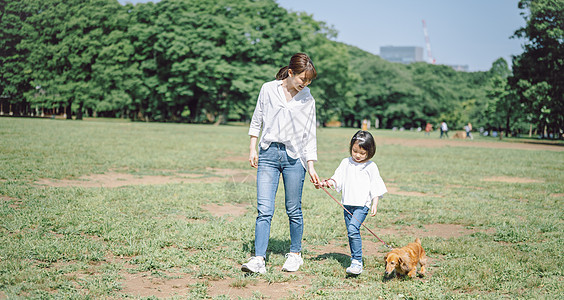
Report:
275,53,317,81
349,130,376,160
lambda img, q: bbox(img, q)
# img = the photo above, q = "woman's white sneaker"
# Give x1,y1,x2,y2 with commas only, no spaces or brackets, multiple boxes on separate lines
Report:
241,256,266,274
282,253,303,272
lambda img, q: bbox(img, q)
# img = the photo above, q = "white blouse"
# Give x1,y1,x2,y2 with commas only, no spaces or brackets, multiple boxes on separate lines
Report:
331,157,388,207
248,80,317,169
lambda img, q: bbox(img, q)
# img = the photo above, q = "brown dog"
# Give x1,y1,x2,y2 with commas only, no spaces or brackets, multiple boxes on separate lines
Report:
384,238,427,278
452,131,466,139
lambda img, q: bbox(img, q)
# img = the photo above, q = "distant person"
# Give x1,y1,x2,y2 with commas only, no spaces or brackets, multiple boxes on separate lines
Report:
464,122,473,140
424,122,433,136
440,121,449,139
361,118,370,131
318,130,387,275
242,53,321,274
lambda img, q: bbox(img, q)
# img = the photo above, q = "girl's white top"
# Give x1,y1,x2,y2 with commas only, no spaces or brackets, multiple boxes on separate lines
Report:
331,157,388,207
248,80,317,169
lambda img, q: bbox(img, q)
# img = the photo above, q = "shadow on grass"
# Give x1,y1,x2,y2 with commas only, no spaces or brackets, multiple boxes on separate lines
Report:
242,238,299,261
311,252,350,268
381,271,425,282
242,238,353,268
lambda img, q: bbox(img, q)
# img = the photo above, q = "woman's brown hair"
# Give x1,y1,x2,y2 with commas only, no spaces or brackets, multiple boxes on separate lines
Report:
275,53,317,81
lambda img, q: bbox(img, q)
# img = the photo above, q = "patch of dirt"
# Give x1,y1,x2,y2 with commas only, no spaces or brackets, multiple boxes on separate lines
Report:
201,203,250,220
308,224,486,262
119,271,309,299
1,195,22,209
377,136,564,152
377,224,490,240
309,239,389,259
213,168,256,184
551,193,564,197
312,224,490,250
218,155,248,162
482,176,543,184
119,270,195,298
207,277,310,299
109,252,309,299
309,224,479,258
34,168,257,188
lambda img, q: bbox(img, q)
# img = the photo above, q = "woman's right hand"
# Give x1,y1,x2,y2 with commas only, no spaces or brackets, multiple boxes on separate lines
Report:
249,136,259,168
249,148,258,168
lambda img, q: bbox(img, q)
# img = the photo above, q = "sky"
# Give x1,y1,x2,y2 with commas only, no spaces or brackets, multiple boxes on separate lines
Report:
118,0,527,72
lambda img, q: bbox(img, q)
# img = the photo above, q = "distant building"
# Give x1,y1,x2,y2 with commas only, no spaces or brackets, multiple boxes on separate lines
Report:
380,46,424,64
447,64,469,72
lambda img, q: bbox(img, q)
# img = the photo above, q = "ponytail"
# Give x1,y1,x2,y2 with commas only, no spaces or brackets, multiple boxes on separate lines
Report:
276,66,290,80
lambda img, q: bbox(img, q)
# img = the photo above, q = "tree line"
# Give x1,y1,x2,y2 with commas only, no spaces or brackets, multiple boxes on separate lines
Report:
1,0,562,138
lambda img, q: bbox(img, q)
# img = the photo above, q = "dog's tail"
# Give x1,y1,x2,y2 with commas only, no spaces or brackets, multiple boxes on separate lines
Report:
415,238,421,244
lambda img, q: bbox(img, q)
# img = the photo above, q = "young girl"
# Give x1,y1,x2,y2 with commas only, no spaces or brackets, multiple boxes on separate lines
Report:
320,130,387,275
242,53,321,274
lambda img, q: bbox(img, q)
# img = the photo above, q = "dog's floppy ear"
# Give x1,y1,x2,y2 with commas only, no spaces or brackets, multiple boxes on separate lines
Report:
384,253,388,263
399,253,410,272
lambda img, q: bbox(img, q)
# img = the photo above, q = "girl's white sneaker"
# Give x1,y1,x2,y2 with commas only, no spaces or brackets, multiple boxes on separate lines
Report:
346,259,363,275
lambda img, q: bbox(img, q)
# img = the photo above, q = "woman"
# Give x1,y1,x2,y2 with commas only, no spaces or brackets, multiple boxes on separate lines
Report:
242,53,321,274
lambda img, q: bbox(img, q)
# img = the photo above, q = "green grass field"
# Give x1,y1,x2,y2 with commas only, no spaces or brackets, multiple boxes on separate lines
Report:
1,118,563,299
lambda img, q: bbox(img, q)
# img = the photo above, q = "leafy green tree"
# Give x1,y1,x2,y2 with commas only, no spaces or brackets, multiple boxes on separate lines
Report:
485,58,523,138
146,0,301,123
125,2,159,121
308,36,356,125
510,0,564,139
19,0,127,119
0,0,37,115
88,3,139,120
348,47,421,128
1,0,497,128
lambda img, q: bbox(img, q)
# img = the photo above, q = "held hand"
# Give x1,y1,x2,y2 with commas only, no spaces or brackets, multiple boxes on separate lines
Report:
316,179,330,189
313,179,326,189
309,172,321,187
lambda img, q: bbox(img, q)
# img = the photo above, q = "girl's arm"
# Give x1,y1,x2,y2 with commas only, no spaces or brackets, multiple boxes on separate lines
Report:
370,196,381,216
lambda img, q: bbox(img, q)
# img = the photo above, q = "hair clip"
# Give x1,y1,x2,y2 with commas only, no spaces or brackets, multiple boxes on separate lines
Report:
355,137,366,142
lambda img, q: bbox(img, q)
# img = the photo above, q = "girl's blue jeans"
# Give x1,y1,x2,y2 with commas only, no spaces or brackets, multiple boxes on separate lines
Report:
344,205,370,261
254,142,306,258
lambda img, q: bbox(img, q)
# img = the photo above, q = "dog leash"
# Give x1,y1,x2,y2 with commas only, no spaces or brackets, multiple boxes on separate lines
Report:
319,181,393,250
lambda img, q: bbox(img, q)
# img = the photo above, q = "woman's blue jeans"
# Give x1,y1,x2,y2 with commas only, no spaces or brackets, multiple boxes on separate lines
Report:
344,205,370,261
254,143,306,258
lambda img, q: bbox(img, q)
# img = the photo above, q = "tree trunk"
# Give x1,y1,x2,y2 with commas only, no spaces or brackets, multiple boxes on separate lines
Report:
66,100,73,119
76,101,83,120
505,112,511,138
